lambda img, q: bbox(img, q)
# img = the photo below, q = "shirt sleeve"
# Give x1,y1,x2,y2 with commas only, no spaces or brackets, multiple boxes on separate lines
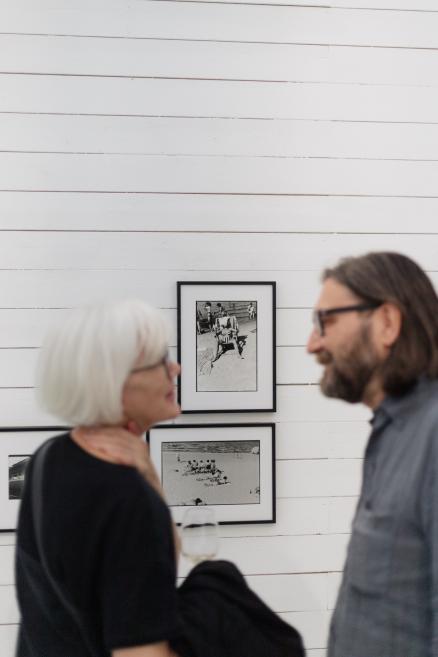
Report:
98,475,181,650
422,430,438,657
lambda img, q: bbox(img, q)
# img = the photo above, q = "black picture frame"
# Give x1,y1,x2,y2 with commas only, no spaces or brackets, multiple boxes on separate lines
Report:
177,281,276,413
0,426,67,531
147,423,275,525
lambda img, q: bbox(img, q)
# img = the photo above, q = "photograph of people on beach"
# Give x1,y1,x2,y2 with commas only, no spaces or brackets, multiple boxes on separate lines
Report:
162,439,260,507
196,300,257,393
148,423,275,524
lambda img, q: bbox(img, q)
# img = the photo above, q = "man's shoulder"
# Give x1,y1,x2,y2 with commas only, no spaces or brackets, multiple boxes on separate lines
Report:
417,378,438,412
407,379,438,434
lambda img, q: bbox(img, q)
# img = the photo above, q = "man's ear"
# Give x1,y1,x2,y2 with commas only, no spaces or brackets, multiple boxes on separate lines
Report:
377,302,402,348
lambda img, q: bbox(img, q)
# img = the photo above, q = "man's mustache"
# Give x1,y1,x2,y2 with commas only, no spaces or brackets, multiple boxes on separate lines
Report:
316,351,332,366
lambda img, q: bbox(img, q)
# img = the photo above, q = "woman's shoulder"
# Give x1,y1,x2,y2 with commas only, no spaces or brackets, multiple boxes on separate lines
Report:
43,433,155,499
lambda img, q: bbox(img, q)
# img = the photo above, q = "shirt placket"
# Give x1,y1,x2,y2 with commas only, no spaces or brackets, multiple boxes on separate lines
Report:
361,411,392,512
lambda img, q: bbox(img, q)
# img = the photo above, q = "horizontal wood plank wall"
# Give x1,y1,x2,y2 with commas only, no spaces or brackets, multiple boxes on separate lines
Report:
1,1,437,653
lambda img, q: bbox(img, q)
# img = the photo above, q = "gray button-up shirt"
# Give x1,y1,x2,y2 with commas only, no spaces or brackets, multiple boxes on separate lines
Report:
328,378,438,657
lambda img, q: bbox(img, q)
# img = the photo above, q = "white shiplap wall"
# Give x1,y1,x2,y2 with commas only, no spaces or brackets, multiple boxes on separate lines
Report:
1,1,438,654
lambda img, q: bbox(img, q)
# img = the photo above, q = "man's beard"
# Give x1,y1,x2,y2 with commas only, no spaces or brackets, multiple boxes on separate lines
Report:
318,324,381,404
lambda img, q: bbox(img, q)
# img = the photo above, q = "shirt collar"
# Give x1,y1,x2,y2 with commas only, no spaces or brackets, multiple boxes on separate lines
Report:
371,377,434,430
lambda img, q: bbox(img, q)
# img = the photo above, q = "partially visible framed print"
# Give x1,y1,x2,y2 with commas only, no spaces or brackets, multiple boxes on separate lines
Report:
177,281,276,412
0,426,66,531
148,423,275,524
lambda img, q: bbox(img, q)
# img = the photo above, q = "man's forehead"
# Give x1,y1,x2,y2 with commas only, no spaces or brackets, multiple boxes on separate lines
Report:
316,277,360,308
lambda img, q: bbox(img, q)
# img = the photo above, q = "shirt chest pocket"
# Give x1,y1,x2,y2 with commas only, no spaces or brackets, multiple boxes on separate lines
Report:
346,508,395,597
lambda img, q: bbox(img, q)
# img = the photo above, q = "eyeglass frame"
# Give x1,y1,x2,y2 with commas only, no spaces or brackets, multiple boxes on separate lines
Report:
312,302,382,337
130,350,172,378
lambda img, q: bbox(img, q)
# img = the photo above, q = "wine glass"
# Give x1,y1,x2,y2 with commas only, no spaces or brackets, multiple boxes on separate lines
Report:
180,506,219,566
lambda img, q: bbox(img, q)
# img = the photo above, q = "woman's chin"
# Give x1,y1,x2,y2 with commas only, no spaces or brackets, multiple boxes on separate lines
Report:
165,391,180,414
162,400,181,422
148,399,181,427
169,401,181,418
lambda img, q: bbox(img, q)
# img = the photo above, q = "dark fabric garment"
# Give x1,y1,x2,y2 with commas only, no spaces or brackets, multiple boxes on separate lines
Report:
171,560,305,657
329,378,438,657
15,433,181,657
16,434,304,657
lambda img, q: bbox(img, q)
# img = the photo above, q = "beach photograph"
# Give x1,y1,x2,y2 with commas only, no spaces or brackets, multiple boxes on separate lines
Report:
161,439,260,507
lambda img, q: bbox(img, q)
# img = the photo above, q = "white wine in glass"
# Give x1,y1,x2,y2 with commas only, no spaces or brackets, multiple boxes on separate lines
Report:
181,507,219,566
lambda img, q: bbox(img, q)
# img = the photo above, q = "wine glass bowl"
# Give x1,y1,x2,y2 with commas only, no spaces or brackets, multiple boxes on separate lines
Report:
180,506,219,566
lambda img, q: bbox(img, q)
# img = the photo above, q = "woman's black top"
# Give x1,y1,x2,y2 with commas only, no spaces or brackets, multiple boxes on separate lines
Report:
15,433,180,657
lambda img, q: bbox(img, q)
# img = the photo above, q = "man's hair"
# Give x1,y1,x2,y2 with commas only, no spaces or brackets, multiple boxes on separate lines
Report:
323,252,438,395
36,299,169,426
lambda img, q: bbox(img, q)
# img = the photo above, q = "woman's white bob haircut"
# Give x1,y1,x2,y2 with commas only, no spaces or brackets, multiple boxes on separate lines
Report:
36,299,170,426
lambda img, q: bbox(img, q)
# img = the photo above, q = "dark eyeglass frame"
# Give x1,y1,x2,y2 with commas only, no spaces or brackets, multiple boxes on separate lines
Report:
131,350,171,377
312,303,382,337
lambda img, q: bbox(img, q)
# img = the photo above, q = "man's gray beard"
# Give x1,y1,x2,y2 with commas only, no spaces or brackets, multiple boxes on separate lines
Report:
320,361,376,403
318,325,381,404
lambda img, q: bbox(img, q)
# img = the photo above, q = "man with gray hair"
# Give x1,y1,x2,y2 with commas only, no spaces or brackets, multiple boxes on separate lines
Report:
307,252,438,657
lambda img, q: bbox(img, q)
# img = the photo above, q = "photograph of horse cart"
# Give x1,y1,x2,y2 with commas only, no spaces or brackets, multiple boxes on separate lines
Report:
177,282,276,413
196,299,256,391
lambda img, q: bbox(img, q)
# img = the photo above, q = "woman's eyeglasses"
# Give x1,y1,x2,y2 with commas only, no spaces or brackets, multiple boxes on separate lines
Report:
131,350,172,378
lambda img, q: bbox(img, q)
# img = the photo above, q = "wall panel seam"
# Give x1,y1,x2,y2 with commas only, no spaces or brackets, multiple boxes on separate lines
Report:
4,32,438,53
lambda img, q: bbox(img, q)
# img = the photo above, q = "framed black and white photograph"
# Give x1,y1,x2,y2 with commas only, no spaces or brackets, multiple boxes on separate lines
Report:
177,282,276,412
148,423,275,524
0,427,65,531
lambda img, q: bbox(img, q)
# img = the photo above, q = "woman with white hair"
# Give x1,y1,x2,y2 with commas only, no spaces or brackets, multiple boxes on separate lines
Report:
15,299,183,657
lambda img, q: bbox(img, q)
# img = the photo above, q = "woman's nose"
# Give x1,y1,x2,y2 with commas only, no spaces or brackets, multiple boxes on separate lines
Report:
168,360,181,378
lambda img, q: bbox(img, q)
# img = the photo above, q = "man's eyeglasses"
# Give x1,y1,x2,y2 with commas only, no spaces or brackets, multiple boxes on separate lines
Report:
312,303,381,337
131,350,171,378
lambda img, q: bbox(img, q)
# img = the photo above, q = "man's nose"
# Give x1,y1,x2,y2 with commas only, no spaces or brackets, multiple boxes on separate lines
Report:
307,327,323,354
